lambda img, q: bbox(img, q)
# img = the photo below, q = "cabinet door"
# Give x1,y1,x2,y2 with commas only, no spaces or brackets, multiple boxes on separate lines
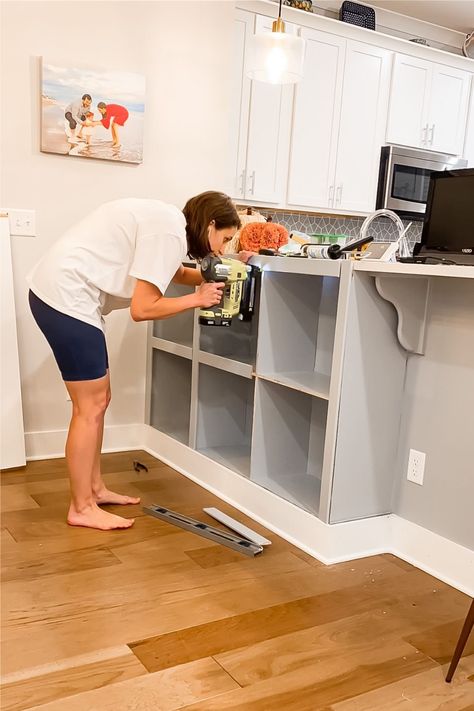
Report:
245,15,296,204
287,28,346,208
335,41,392,213
427,64,471,155
463,82,474,167
230,9,254,200
386,54,431,149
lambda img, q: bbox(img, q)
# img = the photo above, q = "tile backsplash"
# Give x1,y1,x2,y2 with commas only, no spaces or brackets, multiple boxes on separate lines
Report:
256,209,422,250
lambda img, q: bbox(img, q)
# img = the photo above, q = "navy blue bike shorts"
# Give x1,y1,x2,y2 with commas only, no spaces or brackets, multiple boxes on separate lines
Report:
29,290,109,382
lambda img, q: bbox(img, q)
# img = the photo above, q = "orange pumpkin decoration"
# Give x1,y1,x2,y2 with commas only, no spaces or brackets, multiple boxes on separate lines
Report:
239,221,289,253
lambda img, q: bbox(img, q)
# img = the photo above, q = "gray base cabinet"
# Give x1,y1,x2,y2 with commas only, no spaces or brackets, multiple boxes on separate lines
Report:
146,258,403,525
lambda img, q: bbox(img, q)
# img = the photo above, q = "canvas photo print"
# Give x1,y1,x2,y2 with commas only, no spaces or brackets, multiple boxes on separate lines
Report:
41,62,145,164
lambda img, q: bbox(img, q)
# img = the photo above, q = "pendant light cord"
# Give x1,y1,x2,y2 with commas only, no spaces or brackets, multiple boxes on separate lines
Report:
278,0,283,20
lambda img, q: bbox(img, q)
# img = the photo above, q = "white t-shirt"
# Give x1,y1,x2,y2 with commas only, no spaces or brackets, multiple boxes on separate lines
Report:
27,198,187,331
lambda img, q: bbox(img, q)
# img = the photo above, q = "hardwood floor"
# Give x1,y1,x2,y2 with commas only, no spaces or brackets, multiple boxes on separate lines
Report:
1,451,473,710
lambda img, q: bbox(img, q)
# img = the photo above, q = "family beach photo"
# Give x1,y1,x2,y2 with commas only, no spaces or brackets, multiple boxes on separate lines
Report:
41,62,145,164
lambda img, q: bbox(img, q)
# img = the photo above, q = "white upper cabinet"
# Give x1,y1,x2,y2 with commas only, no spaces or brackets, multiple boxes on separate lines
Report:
386,55,430,150
387,54,471,155
231,9,253,200
287,28,345,208
231,13,295,204
334,41,392,213
288,33,391,213
428,65,471,155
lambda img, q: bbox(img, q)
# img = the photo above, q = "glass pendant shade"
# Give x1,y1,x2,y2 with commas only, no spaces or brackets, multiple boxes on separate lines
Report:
247,22,305,85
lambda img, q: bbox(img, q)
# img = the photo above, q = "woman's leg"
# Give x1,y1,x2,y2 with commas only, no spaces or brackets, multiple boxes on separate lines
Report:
65,375,134,530
111,122,120,146
90,374,140,506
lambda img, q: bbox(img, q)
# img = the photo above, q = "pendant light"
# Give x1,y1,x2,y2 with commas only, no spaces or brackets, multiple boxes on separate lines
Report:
247,0,305,85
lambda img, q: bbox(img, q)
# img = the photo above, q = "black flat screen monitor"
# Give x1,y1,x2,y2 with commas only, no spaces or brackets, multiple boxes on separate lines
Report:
419,168,474,258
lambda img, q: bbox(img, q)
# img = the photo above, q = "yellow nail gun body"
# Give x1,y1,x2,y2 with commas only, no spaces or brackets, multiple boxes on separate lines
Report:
199,255,259,327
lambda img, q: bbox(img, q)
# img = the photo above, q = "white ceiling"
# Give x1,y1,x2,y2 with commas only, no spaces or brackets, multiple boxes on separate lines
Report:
367,1,473,34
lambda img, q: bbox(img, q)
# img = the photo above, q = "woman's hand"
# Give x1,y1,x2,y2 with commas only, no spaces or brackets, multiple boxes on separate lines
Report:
237,250,255,263
195,281,225,308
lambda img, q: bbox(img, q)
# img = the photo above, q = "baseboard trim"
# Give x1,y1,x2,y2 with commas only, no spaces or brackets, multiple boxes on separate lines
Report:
143,425,474,596
389,516,474,597
25,424,145,461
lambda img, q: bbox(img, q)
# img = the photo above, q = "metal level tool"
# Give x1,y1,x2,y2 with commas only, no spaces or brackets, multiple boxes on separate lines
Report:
143,505,264,557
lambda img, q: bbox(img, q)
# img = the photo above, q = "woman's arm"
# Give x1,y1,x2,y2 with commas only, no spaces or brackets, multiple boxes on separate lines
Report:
130,278,224,322
172,265,203,287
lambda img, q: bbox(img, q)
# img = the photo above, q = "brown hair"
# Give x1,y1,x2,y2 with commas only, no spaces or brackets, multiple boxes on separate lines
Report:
183,191,241,260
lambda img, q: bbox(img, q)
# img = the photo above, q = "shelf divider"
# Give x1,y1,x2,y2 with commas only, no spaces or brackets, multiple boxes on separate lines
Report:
198,350,254,379
151,336,192,360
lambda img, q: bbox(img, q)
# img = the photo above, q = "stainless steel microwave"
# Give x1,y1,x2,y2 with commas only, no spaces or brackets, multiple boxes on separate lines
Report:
376,145,467,220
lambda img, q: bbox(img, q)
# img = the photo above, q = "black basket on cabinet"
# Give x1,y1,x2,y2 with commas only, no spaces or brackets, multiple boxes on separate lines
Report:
339,1,375,30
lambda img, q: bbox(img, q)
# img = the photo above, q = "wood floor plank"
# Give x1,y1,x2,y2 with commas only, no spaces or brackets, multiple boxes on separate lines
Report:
21,658,239,711
1,527,17,547
0,451,162,485
178,651,437,710
1,545,123,582
1,485,40,513
404,617,474,665
2,554,309,674
329,654,474,710
128,565,408,674
0,648,147,711
213,588,472,687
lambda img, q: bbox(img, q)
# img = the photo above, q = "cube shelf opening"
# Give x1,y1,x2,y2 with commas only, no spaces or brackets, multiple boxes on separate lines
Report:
152,283,194,347
257,272,339,397
199,279,259,367
251,379,328,515
196,364,255,478
150,350,192,445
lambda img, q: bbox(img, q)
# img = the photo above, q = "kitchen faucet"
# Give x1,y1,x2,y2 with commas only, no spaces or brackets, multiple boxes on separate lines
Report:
359,209,412,259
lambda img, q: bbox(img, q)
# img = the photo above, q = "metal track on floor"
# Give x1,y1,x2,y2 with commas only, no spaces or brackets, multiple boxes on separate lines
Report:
143,505,264,557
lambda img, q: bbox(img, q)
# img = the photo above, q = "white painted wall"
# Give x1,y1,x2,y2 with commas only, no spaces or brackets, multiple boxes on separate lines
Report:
0,1,234,451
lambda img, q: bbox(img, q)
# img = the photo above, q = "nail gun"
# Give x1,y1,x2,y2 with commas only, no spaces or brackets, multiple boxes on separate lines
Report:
198,254,259,327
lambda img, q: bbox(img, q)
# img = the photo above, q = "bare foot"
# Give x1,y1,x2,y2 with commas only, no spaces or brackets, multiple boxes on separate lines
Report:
94,488,141,506
67,503,134,530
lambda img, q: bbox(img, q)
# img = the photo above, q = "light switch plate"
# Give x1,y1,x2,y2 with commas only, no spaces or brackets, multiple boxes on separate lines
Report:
8,209,36,237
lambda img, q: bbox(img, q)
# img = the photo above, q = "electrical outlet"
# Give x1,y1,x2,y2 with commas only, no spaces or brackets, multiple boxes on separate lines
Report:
407,448,426,485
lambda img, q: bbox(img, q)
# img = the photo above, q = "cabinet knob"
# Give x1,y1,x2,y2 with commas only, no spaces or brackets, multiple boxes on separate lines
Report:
429,124,435,145
336,184,343,206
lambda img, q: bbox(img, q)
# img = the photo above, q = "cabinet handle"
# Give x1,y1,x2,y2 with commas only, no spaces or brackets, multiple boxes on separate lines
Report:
422,123,428,145
239,170,245,195
336,184,343,206
429,124,435,145
248,170,256,195
328,184,335,206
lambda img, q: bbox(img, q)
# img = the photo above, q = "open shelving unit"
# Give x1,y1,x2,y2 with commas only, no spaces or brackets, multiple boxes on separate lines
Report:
146,257,349,524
